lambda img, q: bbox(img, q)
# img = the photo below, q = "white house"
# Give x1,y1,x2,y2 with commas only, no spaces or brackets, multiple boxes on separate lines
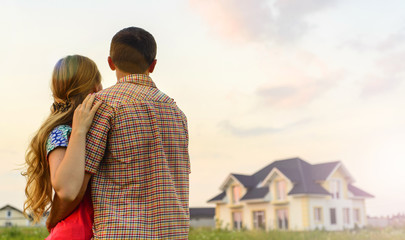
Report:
208,157,373,231
0,204,30,227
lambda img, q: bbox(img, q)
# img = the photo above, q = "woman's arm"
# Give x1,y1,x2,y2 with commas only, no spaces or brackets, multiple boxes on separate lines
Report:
48,94,101,201
46,173,92,231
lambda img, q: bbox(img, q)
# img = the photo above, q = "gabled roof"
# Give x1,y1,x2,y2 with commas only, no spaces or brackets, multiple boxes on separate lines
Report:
311,161,340,180
231,174,257,188
348,184,374,198
240,187,269,201
207,191,226,203
0,204,23,214
219,173,257,190
288,181,330,195
256,157,331,195
254,157,310,184
208,157,373,203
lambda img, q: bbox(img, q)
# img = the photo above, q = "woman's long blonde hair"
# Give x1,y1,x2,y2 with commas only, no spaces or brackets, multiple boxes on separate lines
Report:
22,55,101,223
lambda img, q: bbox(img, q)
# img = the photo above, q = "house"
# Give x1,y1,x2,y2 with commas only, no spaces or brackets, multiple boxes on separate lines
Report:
207,157,373,231
368,213,405,228
0,204,30,227
190,207,216,228
367,216,389,228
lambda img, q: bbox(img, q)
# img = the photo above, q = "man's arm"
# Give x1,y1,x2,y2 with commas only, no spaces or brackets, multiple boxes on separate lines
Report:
46,173,92,231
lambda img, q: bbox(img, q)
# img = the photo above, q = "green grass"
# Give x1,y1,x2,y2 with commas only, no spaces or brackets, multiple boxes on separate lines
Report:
1,226,405,240
0,227,48,240
188,227,405,240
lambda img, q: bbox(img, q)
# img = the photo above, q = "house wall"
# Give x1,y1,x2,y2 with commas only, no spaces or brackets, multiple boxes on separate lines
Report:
308,196,329,230
243,202,272,230
315,166,361,231
288,196,305,230
330,167,349,199
0,207,29,227
216,203,231,229
270,172,297,230
352,199,366,228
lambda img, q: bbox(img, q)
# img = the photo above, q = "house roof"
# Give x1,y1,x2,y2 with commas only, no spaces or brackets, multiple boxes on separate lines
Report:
190,208,215,218
208,157,373,203
311,161,341,180
231,174,258,188
240,187,269,201
0,204,23,214
207,191,226,203
256,158,332,195
348,184,374,198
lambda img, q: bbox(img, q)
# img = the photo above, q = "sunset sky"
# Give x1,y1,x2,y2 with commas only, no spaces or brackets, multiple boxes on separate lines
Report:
1,0,405,217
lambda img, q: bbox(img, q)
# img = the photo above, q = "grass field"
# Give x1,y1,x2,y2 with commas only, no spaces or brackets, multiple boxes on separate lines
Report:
1,226,405,240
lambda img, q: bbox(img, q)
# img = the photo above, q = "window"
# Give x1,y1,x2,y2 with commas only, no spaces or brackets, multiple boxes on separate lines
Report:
330,208,337,225
276,180,286,200
232,211,243,230
330,179,341,199
276,209,289,230
314,207,323,223
354,209,361,223
343,208,350,225
6,210,11,218
253,211,266,230
5,222,12,227
232,185,241,204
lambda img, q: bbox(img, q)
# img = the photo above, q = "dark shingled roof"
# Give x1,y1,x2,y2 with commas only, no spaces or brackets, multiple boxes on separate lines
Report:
231,174,258,188
207,191,226,203
348,184,374,198
252,158,331,195
0,204,23,214
311,161,340,180
190,208,215,218
240,187,269,201
208,157,374,203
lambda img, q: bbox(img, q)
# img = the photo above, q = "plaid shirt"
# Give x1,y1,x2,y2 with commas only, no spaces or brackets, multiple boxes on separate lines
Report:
85,74,190,239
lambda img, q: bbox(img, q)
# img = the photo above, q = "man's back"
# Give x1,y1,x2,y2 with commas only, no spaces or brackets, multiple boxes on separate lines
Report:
85,74,190,239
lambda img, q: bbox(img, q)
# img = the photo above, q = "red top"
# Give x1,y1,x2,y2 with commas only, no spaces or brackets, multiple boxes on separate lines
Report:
46,187,93,240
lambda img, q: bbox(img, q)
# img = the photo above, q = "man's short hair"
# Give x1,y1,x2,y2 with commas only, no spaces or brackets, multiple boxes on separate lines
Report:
110,27,157,74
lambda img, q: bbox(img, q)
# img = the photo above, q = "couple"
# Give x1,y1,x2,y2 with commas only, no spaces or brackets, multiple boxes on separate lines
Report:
23,27,190,239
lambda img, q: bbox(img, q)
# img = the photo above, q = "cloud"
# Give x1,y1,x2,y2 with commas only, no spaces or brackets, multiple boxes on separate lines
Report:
338,37,372,52
377,27,405,51
361,75,402,97
361,51,405,97
340,27,405,53
219,118,311,137
255,68,343,108
189,0,338,42
273,0,338,41
256,84,319,108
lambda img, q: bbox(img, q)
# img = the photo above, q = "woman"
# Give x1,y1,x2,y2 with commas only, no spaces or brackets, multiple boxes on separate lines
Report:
22,55,102,239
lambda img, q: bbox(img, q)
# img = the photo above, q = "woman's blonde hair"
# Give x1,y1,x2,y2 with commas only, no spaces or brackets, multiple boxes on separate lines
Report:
22,55,101,223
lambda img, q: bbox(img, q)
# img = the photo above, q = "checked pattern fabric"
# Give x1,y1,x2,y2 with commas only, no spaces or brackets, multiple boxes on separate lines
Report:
85,74,190,239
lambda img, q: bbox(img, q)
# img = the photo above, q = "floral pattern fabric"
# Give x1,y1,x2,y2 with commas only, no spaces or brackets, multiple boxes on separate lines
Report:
46,125,72,156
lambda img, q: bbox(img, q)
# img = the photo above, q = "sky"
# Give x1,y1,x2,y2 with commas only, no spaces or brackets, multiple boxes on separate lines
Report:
0,0,404,217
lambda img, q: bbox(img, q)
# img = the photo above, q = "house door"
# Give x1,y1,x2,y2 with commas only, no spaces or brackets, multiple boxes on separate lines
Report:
276,209,289,230
232,211,243,230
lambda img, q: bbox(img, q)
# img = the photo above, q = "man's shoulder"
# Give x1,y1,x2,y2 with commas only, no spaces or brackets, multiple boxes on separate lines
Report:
96,83,120,97
94,84,125,106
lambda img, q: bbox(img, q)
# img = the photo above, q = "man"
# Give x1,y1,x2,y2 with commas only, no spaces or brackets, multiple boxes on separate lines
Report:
47,27,190,239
